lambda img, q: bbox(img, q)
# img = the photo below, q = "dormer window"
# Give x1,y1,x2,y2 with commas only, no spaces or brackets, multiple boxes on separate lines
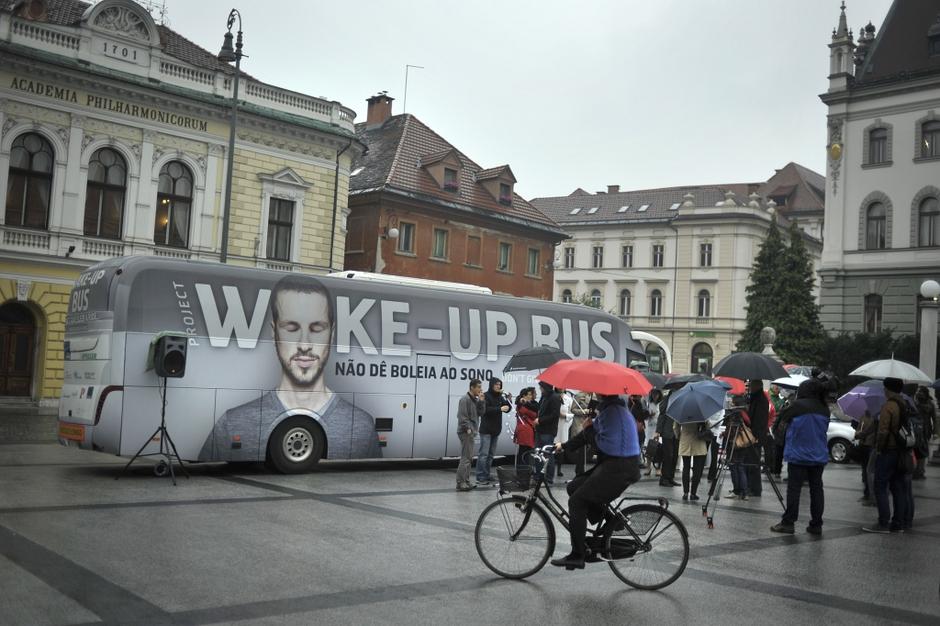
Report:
499,183,512,205
444,168,459,192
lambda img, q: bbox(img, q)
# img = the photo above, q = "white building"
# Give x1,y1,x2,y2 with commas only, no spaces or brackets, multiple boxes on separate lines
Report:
819,1,940,337
531,164,824,374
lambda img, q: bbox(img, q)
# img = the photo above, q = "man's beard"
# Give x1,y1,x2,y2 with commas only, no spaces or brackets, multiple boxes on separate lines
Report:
280,348,327,388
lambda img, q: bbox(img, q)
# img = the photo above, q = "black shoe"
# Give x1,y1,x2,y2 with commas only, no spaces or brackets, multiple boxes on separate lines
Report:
682,494,689,501
456,484,476,492
770,522,794,534
861,524,890,534
557,470,564,477
550,553,585,570
689,494,700,501
806,525,822,536
669,480,681,487
659,480,672,487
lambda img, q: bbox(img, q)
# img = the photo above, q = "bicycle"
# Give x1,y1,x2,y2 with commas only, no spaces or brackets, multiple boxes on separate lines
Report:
474,446,689,590
474,445,689,589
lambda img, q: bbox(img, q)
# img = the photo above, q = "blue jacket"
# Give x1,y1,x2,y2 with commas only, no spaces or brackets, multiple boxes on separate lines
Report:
782,384,830,465
593,398,641,458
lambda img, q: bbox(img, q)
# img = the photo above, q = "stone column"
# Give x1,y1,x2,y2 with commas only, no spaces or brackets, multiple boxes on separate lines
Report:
919,280,939,380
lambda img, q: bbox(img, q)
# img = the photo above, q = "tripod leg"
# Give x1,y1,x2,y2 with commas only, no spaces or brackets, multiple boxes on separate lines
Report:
162,428,190,479
116,427,162,480
765,464,785,510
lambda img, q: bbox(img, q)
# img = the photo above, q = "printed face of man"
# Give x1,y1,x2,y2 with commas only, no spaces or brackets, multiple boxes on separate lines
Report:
273,289,332,388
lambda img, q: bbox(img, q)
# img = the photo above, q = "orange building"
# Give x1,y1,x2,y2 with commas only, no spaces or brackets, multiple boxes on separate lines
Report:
344,94,566,299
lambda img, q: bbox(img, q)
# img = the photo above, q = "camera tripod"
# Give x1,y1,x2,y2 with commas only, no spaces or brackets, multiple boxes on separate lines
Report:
701,418,783,528
117,377,189,485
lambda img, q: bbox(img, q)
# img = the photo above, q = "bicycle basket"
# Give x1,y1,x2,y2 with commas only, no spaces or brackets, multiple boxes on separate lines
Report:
496,466,532,492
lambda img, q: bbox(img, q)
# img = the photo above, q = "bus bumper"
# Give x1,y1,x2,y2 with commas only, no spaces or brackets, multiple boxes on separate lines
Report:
58,421,93,449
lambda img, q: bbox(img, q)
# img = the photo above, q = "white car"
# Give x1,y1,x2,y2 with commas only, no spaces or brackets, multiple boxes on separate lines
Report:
827,418,858,463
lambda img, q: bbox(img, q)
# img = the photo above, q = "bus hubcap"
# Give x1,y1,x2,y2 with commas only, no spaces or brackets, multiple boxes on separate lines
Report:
283,427,313,462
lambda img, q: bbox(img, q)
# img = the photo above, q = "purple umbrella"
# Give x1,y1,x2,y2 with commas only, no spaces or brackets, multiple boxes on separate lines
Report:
837,381,914,419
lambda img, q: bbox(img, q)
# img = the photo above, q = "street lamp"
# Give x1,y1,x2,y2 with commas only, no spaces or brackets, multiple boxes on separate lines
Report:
217,9,244,263
919,279,940,379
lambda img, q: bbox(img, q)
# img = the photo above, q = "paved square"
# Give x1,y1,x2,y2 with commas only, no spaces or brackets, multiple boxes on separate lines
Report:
0,444,937,625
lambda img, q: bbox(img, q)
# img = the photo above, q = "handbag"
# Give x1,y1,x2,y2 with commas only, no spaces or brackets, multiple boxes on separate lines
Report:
734,423,756,449
897,450,915,475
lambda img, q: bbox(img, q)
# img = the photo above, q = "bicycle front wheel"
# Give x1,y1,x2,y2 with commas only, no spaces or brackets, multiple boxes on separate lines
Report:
605,504,689,590
475,496,556,579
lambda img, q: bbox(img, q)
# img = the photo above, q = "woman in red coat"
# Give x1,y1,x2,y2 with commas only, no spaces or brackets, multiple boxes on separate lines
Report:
514,387,538,466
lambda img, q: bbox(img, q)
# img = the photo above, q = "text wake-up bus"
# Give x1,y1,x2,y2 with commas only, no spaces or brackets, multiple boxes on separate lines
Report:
59,256,655,473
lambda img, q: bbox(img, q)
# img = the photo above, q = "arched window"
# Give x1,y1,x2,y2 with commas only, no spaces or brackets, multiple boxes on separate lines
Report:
865,202,886,249
84,148,127,239
590,289,602,308
650,289,663,317
691,342,713,375
922,120,940,158
864,294,882,333
154,161,193,248
697,289,711,318
619,289,631,317
561,289,572,304
5,133,54,229
918,196,939,247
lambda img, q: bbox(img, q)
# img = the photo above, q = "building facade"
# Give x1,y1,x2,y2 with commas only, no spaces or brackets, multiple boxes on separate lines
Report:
532,166,824,374
345,94,566,299
819,1,940,337
0,0,360,406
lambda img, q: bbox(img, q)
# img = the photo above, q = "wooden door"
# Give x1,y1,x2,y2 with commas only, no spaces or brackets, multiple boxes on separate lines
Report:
0,303,35,396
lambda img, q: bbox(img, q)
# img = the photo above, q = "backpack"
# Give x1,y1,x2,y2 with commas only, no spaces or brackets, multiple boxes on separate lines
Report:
888,397,916,449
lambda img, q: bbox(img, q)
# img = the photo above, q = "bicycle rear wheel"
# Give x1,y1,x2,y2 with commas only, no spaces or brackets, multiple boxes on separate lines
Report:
604,504,689,590
475,496,555,579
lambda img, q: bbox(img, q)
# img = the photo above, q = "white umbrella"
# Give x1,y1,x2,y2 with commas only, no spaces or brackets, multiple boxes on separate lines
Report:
772,375,809,390
849,358,932,384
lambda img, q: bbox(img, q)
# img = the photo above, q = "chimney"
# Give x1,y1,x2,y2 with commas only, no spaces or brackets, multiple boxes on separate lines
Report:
607,185,620,194
366,92,394,127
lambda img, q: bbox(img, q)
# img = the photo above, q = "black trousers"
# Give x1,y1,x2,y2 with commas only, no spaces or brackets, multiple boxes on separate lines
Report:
771,441,785,475
660,438,677,481
857,446,872,497
706,439,720,482
566,456,640,557
782,463,825,527
746,433,771,495
681,455,706,496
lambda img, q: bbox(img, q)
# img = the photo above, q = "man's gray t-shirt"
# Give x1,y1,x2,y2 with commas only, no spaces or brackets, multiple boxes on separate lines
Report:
200,391,382,461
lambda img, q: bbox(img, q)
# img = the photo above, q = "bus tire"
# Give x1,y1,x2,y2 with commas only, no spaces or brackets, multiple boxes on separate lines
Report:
268,417,324,474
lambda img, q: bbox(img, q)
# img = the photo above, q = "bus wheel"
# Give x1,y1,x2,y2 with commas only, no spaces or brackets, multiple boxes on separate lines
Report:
268,417,324,474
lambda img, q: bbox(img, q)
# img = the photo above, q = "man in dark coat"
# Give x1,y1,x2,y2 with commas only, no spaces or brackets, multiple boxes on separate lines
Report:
746,379,770,496
476,377,511,484
535,381,561,484
655,393,680,487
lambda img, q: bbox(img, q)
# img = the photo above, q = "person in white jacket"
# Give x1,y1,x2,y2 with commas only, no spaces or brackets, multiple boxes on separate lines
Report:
557,390,574,477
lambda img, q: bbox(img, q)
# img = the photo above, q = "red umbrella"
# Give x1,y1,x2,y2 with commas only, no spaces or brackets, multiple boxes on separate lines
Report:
714,376,746,395
537,359,653,396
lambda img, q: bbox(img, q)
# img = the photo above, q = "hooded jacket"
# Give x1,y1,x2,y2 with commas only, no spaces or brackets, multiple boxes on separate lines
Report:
480,377,511,435
782,380,830,465
536,384,561,436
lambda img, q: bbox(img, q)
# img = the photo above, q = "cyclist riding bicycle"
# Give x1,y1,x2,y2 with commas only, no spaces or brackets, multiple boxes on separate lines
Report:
552,393,641,570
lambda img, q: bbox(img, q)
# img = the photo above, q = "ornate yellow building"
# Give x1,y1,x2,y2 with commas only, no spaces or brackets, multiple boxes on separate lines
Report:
0,0,361,407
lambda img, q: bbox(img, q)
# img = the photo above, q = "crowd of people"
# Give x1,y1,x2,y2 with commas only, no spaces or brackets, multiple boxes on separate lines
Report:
454,372,939,538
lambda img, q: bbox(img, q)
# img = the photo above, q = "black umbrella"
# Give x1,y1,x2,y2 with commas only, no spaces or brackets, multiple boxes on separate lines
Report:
641,371,667,389
931,379,940,390
503,346,570,373
712,352,788,381
662,373,709,390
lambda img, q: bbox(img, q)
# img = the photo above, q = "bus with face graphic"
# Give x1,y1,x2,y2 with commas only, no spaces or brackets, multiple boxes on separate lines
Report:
58,256,650,473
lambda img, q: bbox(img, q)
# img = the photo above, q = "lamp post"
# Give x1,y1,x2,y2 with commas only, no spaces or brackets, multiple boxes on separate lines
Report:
919,279,940,379
217,9,243,264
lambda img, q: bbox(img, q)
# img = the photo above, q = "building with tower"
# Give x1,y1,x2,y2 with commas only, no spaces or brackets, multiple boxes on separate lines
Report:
819,0,940,347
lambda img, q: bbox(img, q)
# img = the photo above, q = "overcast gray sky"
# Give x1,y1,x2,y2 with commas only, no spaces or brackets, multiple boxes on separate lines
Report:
160,0,892,198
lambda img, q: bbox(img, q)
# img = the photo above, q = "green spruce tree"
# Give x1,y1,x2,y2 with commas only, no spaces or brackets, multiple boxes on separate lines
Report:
774,222,826,363
736,216,787,354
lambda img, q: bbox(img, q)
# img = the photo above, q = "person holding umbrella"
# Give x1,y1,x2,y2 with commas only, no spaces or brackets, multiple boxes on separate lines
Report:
665,380,727,501
550,393,641,570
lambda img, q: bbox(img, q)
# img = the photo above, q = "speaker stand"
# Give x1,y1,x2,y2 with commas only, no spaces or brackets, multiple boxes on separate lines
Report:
117,377,190,485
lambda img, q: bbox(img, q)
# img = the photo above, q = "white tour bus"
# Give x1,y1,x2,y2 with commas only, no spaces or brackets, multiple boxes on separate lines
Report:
58,256,663,473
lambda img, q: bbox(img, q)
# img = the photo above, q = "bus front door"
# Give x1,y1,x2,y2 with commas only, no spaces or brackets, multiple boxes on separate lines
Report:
411,354,450,458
